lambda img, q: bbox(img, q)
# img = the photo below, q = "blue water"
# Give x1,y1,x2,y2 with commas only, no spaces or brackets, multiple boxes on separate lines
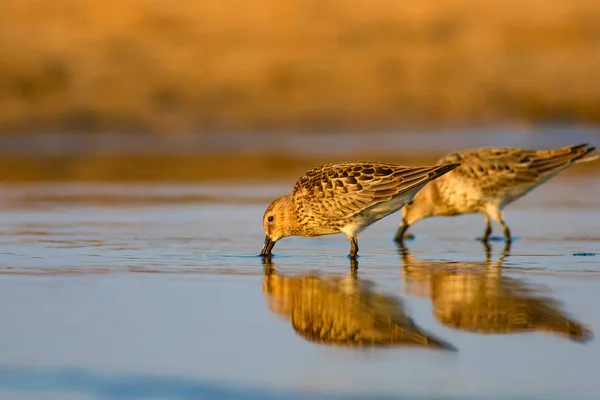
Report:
0,177,599,399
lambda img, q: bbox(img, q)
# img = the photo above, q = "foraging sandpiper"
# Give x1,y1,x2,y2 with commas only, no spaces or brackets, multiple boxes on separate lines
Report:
260,161,460,259
396,143,597,245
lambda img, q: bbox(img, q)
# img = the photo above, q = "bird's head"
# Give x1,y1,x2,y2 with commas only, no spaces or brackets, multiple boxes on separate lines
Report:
260,194,298,256
401,186,437,227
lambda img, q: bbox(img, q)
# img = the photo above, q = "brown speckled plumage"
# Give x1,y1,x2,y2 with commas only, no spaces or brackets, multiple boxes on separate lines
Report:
396,143,598,244
400,250,593,342
263,267,456,349
261,161,460,259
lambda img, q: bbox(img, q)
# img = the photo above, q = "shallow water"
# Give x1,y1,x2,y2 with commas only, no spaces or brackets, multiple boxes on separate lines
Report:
1,177,599,400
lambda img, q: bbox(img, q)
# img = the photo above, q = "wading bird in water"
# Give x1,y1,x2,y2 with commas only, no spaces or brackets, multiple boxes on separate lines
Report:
396,143,597,246
260,161,460,260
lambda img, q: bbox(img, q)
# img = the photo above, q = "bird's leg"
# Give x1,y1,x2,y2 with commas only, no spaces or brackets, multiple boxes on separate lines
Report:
500,219,512,244
394,221,409,244
349,237,359,260
482,214,492,243
488,208,512,244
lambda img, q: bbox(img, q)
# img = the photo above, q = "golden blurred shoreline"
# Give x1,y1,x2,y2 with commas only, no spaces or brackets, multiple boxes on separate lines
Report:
2,153,599,182
1,0,600,133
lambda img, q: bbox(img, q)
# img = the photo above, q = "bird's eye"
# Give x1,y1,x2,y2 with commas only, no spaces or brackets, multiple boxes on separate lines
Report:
407,201,413,206
268,216,274,222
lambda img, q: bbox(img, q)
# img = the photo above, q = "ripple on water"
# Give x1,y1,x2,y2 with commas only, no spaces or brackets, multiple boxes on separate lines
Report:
0,178,600,399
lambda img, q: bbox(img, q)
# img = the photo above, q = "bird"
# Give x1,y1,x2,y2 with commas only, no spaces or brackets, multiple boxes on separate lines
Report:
260,161,460,259
400,248,593,342
395,143,597,245
262,262,456,349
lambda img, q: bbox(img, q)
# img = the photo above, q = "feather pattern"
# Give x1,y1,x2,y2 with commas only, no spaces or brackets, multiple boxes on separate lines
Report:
397,143,597,244
261,160,460,257
293,161,459,223
436,143,597,198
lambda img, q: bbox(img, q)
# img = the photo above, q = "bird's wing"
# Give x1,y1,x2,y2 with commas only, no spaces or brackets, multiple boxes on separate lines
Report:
293,161,459,220
437,144,596,195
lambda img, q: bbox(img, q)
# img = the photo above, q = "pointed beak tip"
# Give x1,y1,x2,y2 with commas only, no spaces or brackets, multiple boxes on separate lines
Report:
260,235,275,257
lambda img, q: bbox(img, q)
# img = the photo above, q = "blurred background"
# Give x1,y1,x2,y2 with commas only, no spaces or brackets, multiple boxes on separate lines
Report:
1,0,599,181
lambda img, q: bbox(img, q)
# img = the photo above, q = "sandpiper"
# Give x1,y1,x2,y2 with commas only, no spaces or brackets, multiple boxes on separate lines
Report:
395,143,597,245
260,161,460,259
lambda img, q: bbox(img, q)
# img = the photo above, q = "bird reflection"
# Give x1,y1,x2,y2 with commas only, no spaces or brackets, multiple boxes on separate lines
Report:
399,246,593,342
261,258,456,350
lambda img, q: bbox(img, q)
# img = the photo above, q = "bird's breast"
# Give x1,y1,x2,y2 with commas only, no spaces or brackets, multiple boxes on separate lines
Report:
437,182,486,215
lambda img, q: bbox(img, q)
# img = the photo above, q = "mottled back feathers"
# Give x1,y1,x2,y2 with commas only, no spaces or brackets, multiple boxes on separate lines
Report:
292,161,460,221
437,143,597,195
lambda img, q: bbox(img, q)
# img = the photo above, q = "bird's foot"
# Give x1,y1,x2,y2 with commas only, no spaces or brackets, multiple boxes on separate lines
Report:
477,235,506,242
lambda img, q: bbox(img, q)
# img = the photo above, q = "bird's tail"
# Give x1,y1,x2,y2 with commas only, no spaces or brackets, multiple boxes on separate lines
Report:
573,144,599,163
527,143,597,175
563,143,597,164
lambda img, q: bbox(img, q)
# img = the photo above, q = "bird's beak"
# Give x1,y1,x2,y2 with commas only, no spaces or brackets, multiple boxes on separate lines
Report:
394,221,410,244
260,235,275,256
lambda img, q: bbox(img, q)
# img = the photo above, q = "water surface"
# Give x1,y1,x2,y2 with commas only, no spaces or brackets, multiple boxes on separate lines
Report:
0,177,599,399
